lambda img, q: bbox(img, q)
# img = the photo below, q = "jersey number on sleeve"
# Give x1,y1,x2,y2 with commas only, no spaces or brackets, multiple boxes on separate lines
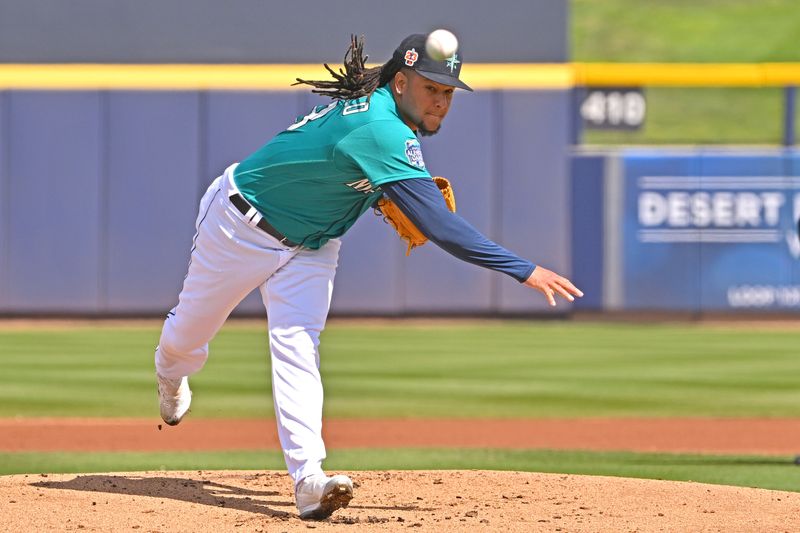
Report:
287,102,338,131
287,100,371,131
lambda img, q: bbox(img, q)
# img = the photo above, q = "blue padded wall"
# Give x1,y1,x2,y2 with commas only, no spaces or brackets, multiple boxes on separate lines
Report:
332,213,406,314
4,92,102,312
0,88,575,315
401,91,496,312
105,92,201,313
204,92,306,184
497,91,572,313
0,93,7,308
570,154,605,310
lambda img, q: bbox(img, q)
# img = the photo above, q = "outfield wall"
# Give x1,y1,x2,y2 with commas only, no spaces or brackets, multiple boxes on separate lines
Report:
11,1,800,315
572,149,800,312
0,0,572,316
0,89,572,316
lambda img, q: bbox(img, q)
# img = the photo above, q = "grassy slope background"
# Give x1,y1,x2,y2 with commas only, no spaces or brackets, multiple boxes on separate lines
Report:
2,321,799,491
572,0,800,144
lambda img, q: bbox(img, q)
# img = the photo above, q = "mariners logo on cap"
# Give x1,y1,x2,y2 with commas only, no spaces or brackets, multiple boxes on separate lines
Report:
445,53,461,73
404,48,419,67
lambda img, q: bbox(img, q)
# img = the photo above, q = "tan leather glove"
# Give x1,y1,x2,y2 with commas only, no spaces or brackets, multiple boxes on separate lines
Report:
376,177,456,255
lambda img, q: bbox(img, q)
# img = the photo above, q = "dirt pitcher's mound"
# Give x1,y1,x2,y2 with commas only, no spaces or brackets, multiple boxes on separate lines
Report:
2,470,799,532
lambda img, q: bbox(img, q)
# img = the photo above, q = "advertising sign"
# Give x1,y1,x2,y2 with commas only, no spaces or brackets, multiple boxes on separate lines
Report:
622,153,800,311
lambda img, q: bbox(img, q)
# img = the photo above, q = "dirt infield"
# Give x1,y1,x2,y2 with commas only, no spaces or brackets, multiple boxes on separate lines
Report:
3,469,800,532
2,417,800,455
4,417,800,531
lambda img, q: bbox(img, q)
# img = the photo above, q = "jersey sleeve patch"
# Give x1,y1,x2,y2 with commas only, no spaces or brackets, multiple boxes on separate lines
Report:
404,139,426,170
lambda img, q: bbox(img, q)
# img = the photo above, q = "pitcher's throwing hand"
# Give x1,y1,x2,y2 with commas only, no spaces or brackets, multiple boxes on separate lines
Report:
524,266,583,307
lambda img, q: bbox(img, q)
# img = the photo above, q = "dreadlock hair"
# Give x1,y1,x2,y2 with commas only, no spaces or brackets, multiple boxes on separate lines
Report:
293,35,404,101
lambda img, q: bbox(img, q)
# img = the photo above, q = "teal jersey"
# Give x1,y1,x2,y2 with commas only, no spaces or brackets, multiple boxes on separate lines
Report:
233,85,431,249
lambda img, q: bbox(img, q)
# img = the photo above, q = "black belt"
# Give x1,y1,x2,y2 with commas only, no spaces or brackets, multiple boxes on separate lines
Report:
228,193,300,247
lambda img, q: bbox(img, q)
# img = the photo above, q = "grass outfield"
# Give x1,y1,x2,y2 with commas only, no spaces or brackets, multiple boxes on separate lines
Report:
0,320,798,419
2,448,799,493
2,320,799,491
573,0,800,63
572,0,800,145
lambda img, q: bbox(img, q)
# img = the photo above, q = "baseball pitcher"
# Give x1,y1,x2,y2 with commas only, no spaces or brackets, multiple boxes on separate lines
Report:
154,32,583,520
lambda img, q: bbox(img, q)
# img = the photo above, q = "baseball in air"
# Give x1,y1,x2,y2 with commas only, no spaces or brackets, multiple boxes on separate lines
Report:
425,29,459,61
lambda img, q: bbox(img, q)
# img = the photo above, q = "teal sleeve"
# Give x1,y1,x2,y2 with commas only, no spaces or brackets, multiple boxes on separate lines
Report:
334,120,431,187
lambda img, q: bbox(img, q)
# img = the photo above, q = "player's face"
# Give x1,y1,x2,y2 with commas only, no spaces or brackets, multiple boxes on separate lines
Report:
393,69,455,136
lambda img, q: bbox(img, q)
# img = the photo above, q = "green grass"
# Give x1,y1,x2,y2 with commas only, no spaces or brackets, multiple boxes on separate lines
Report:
573,0,800,63
572,0,800,144
583,87,787,145
3,448,799,492
2,321,799,492
1,321,799,419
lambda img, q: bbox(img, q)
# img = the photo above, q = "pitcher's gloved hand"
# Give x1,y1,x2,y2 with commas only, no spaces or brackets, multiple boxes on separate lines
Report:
377,176,455,255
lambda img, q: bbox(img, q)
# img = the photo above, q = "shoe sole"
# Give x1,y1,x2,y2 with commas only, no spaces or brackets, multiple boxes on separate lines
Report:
298,480,353,520
161,402,190,426
161,414,185,426
159,389,191,426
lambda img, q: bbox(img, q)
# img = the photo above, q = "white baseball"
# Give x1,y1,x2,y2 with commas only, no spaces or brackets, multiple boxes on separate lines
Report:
425,29,459,61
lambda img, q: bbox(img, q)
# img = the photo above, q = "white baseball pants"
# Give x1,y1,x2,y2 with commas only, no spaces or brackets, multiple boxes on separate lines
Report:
155,164,341,484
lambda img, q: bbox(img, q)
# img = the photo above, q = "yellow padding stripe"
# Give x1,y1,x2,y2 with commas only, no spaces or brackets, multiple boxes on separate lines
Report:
463,64,575,89
574,63,800,87
0,63,575,90
0,64,326,90
2,63,800,90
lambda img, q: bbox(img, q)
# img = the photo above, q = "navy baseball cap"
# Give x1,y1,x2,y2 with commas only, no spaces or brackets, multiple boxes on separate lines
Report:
393,33,473,92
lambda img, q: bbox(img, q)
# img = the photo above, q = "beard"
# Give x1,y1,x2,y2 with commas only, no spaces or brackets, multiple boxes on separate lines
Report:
416,119,441,137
